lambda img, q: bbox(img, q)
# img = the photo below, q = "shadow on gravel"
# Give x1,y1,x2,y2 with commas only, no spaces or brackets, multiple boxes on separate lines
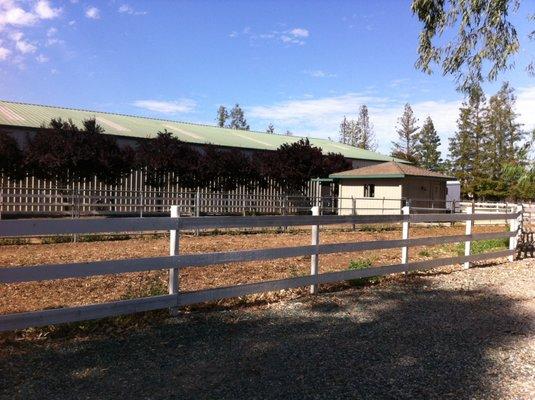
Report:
0,284,531,400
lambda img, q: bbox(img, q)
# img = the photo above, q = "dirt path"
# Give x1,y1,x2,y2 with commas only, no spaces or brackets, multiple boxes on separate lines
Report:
0,257,533,399
0,224,503,313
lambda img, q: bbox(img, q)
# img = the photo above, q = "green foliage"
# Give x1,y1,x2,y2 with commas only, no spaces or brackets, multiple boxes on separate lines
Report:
418,249,431,257
412,0,521,92
24,118,132,185
228,104,249,130
338,105,377,150
217,106,229,128
391,103,419,161
135,129,201,189
266,123,275,134
415,116,442,171
347,258,380,286
0,129,23,180
448,83,528,200
456,238,509,256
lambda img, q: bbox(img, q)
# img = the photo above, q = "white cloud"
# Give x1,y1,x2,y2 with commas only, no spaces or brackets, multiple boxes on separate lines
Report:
303,69,336,78
133,99,197,114
15,38,36,53
230,26,310,46
34,0,61,19
249,93,461,154
249,87,535,155
68,19,75,26
35,53,48,62
289,28,309,38
46,27,57,37
0,46,10,60
118,4,146,15
85,6,100,19
0,0,60,27
0,3,38,27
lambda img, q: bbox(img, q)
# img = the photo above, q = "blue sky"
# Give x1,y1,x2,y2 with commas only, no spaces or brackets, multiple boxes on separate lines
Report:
1,0,534,155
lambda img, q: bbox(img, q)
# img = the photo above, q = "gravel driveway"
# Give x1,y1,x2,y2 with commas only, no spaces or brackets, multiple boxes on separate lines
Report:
1,258,534,399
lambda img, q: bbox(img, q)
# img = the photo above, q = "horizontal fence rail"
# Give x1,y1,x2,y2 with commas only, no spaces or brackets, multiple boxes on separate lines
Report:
0,207,523,332
0,212,519,237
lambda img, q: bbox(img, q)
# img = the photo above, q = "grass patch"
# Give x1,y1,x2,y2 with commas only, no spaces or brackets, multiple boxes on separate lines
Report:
347,258,381,286
456,238,509,256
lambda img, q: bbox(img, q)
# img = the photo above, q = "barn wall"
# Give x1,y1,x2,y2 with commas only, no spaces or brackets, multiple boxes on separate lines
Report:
401,177,447,208
337,178,403,215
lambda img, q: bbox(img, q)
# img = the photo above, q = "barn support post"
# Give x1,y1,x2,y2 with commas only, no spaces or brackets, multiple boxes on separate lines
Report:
401,204,410,271
508,204,523,262
169,205,180,297
310,206,320,294
463,205,473,269
195,190,200,236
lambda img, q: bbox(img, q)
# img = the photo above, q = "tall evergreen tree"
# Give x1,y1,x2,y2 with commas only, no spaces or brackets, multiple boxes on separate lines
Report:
415,116,442,171
266,123,275,134
479,82,525,199
216,106,229,128
228,104,250,130
448,86,486,198
338,116,351,144
355,105,377,150
391,103,419,162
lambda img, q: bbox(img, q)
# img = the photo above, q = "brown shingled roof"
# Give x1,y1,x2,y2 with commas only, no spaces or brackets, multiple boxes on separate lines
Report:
329,161,453,179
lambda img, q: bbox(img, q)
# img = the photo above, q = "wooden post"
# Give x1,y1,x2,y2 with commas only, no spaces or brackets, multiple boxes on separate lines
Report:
351,196,356,231
464,205,473,269
310,206,320,294
401,205,410,268
508,204,523,262
195,190,200,236
169,205,180,295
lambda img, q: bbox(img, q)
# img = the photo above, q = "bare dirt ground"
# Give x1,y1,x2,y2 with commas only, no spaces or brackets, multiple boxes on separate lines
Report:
0,224,505,314
0,256,533,399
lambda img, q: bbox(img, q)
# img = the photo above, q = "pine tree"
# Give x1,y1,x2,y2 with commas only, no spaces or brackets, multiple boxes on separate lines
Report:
266,123,275,134
217,106,229,128
415,116,442,171
228,104,250,130
338,116,360,147
479,82,525,199
285,130,293,136
448,86,486,198
391,103,419,161
338,116,351,144
355,105,377,150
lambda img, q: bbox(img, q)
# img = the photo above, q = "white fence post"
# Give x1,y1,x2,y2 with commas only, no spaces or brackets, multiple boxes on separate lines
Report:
351,196,356,231
169,205,180,295
508,204,523,262
464,205,473,269
401,204,410,269
310,206,320,294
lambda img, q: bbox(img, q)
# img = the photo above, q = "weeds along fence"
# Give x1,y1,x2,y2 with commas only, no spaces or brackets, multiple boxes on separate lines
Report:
0,204,523,332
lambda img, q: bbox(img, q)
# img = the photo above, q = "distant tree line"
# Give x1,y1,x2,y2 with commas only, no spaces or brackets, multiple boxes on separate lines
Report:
0,118,350,196
388,83,532,201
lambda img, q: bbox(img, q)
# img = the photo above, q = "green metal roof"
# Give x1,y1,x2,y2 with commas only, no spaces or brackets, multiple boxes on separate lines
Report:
0,100,406,163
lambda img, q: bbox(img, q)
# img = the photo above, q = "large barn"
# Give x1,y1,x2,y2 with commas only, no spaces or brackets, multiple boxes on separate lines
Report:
0,100,403,169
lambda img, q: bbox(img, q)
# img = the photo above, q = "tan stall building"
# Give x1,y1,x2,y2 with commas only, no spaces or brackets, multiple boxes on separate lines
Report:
330,161,453,215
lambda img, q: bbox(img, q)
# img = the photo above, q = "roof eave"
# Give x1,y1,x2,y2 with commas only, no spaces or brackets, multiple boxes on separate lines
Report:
329,174,405,179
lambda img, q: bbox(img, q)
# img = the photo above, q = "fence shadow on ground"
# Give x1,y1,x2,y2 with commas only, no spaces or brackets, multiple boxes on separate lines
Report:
0,280,531,399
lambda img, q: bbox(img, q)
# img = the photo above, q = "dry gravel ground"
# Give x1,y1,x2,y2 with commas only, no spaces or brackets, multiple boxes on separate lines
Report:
0,257,533,399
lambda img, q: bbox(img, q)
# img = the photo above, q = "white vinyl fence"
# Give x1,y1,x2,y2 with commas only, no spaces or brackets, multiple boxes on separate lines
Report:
0,205,522,332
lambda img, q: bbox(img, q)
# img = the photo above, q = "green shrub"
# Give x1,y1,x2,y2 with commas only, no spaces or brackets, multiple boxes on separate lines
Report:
347,258,380,286
418,249,431,257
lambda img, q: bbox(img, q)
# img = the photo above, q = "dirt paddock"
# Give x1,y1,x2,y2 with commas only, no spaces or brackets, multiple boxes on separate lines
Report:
0,224,508,314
